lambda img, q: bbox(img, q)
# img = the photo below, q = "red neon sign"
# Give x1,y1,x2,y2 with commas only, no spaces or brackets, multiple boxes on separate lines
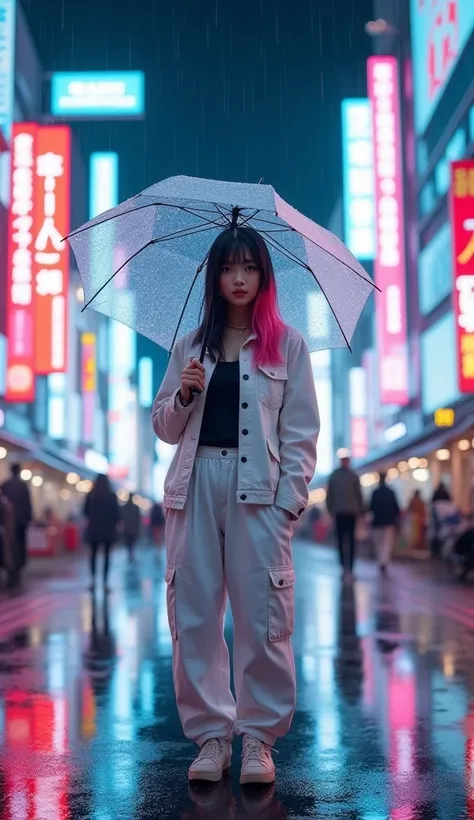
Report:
367,56,409,406
33,126,71,375
450,160,474,393
5,124,38,402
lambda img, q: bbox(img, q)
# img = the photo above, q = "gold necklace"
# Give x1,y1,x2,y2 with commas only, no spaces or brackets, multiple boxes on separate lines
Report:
227,322,250,336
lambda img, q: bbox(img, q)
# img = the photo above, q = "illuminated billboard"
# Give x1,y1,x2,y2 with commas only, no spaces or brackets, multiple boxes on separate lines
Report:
367,57,409,407
90,153,118,218
33,126,71,375
450,160,474,393
51,72,145,118
6,124,38,402
0,0,16,139
341,99,375,260
410,0,474,134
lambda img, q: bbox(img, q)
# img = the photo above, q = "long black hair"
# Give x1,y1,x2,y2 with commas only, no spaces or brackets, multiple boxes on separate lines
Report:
192,226,284,365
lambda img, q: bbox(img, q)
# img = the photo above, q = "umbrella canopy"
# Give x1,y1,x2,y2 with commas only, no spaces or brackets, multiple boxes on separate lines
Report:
66,175,377,353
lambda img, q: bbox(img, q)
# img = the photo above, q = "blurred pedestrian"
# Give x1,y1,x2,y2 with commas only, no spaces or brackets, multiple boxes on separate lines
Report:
369,472,400,573
121,492,141,560
149,501,165,546
326,453,364,581
1,463,32,589
0,487,15,589
83,474,120,592
152,227,319,785
407,490,427,553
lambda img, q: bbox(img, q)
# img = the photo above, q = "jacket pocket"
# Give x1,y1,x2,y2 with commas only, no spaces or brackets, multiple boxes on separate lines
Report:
165,565,178,640
267,566,295,641
258,364,288,410
266,436,281,463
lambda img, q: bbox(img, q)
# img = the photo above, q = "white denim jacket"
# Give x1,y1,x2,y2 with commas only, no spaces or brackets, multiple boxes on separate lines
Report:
151,325,320,521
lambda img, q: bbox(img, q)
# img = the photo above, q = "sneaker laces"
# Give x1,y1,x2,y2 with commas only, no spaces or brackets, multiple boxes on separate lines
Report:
195,737,227,765
242,735,278,765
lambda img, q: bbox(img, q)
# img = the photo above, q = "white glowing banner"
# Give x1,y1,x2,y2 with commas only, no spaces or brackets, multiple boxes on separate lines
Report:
341,98,375,260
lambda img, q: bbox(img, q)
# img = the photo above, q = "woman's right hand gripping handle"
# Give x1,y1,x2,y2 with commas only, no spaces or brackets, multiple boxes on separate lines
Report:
180,358,205,403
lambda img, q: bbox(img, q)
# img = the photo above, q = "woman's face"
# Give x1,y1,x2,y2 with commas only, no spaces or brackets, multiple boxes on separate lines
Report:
219,257,261,307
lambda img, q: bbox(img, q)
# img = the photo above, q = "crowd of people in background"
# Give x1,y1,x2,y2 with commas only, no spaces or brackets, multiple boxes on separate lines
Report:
0,463,166,594
321,453,474,582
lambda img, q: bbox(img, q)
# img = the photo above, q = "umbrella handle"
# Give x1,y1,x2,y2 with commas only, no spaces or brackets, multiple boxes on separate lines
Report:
190,315,212,396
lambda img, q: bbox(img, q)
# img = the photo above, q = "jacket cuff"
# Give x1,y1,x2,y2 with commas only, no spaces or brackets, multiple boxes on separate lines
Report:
274,490,306,522
170,387,195,417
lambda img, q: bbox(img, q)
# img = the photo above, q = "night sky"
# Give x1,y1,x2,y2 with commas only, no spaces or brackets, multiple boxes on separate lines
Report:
21,0,373,229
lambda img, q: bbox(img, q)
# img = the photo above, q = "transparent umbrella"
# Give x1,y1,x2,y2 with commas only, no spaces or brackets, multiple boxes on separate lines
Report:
66,174,378,356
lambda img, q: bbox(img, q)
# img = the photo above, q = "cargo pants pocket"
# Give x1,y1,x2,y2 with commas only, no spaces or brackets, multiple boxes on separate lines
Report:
267,566,295,641
165,564,178,640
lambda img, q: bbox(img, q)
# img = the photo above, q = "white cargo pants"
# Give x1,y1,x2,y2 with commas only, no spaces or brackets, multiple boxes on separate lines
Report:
164,446,296,748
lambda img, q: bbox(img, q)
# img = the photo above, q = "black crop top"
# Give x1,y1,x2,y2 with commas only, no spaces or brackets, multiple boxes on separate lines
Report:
198,360,240,448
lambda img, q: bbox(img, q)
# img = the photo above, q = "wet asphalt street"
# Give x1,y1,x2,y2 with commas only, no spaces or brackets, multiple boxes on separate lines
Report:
1,541,474,819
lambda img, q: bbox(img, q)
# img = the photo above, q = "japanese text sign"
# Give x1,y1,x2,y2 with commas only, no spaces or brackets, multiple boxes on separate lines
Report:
6,124,38,402
410,0,474,134
33,126,71,375
341,99,375,260
450,160,474,393
367,56,409,407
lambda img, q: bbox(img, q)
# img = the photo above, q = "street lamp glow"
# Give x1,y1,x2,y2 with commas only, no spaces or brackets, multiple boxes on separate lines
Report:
67,472,80,485
31,476,43,487
0,447,7,460
21,469,32,481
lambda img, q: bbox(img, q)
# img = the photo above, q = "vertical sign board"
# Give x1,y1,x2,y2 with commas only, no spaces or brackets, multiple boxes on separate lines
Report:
450,161,474,393
0,0,16,140
81,331,97,443
33,126,71,375
341,98,376,260
367,57,409,406
5,124,38,402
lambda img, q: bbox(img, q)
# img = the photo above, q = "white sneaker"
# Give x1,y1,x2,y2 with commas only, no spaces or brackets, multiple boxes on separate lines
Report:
240,734,276,784
188,736,232,782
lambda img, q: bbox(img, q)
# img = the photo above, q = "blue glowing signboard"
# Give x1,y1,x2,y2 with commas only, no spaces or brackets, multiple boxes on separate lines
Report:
89,153,118,219
410,0,474,134
51,72,145,118
0,0,16,139
341,98,375,261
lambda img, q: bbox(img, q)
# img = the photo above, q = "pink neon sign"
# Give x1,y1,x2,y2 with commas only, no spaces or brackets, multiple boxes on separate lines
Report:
367,56,409,406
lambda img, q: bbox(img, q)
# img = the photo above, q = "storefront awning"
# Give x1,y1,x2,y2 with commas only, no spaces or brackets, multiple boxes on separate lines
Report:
352,410,474,473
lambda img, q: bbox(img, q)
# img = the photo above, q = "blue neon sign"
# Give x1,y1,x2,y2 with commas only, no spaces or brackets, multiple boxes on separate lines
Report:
341,98,375,261
410,0,474,134
51,71,145,118
89,153,119,219
0,0,16,139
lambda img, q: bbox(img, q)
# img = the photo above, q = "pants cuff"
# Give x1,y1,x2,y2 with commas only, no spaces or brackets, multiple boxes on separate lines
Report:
195,728,235,747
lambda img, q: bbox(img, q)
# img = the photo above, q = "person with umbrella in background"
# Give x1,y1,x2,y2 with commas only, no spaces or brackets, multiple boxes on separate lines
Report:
66,175,377,786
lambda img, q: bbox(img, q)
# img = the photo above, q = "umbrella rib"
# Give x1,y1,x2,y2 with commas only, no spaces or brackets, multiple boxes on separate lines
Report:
260,230,353,352
65,200,228,241
238,209,260,227
82,222,217,311
264,225,379,292
213,202,231,222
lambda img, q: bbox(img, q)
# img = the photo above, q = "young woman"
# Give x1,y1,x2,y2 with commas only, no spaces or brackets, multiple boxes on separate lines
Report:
83,473,120,592
152,226,319,785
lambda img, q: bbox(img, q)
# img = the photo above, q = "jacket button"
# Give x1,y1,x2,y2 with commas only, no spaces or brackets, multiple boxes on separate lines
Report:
242,429,248,435
243,374,249,381
221,450,227,456
240,494,247,500
279,579,284,586
242,402,248,409
241,456,247,463
270,371,275,376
